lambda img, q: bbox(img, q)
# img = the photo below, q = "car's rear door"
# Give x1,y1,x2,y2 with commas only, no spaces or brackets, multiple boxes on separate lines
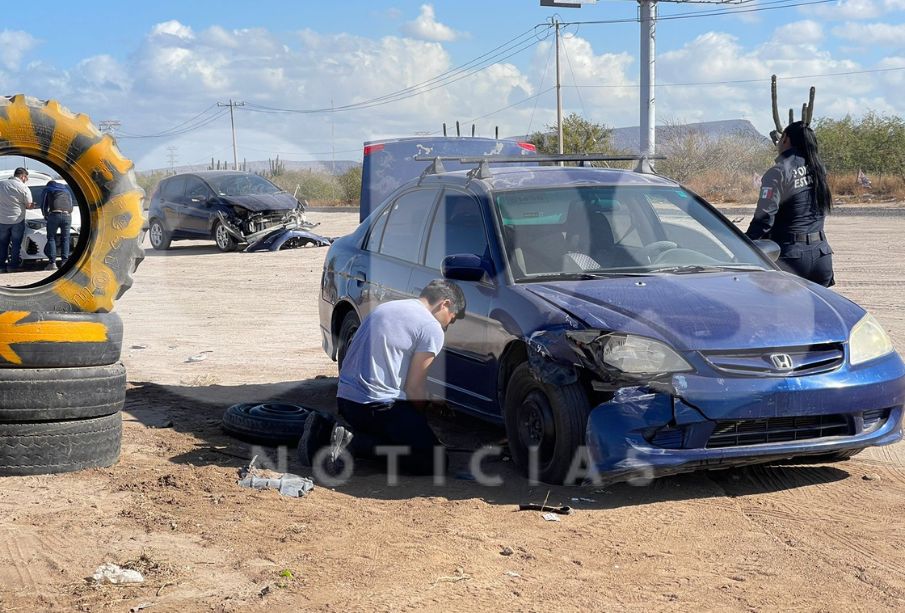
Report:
408,188,497,415
159,176,189,236
356,188,440,319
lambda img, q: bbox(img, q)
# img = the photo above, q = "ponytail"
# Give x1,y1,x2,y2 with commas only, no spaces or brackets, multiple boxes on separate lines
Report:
783,121,833,215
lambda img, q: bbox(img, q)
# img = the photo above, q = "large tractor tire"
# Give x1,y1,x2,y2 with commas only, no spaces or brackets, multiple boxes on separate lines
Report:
0,95,145,313
0,310,122,368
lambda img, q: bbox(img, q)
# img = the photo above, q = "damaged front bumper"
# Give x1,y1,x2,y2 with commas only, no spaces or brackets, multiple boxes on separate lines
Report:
216,210,332,251
585,351,905,484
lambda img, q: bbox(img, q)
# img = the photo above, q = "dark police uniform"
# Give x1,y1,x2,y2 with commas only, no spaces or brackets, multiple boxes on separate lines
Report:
746,148,834,287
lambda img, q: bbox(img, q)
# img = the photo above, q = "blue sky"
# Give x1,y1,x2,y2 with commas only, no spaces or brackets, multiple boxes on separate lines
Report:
2,0,903,170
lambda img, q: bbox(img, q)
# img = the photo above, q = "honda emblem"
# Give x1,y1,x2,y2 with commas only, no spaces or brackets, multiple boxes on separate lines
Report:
770,353,794,370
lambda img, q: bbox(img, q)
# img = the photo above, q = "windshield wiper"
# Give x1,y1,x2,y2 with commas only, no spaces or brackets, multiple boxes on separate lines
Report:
520,271,649,282
650,264,764,274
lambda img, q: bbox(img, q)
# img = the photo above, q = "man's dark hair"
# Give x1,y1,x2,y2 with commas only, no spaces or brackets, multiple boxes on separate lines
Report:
13,167,28,179
420,279,466,317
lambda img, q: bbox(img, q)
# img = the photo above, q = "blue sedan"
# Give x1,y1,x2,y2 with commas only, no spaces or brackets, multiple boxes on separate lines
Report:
319,163,905,484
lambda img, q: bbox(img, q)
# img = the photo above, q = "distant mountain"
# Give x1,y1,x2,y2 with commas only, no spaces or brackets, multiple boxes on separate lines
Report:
138,159,359,176
609,119,768,153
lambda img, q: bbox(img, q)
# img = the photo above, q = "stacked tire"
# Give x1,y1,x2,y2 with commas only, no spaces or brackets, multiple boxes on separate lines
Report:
0,95,146,475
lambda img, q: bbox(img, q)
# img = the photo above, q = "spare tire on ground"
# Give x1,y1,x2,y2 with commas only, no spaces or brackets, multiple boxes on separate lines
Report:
0,95,145,313
221,402,314,445
0,412,121,476
0,363,125,422
0,310,122,368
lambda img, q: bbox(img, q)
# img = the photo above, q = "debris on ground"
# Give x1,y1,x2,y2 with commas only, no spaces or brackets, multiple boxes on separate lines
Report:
542,513,561,522
237,456,314,498
500,546,513,556
863,473,880,482
517,504,572,515
88,563,145,585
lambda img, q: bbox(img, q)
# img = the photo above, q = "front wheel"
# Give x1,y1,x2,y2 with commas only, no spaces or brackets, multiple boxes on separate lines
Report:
214,220,239,252
504,363,590,484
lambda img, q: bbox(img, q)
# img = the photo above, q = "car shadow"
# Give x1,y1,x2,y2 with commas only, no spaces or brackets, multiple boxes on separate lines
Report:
124,378,853,510
142,244,226,257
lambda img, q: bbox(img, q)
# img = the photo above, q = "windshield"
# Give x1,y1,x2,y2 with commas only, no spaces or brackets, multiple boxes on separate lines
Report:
494,185,769,281
205,174,282,197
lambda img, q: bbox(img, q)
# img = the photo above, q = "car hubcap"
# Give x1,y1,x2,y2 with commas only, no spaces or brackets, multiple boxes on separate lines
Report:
150,223,162,245
518,389,556,462
216,225,230,248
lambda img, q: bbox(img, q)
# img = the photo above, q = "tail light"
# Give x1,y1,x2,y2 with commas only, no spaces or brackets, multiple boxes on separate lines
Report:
517,142,537,152
363,144,384,156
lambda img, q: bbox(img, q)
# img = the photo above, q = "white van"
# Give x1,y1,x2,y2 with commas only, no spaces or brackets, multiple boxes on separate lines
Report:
0,169,81,264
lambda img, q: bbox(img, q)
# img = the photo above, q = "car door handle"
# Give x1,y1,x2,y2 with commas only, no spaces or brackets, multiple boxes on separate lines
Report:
352,273,366,286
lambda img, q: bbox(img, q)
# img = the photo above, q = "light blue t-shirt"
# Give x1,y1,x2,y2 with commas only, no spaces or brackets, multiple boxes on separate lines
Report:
337,299,445,404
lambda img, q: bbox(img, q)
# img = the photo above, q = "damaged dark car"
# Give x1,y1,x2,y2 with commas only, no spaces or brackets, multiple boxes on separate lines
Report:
319,156,905,485
148,171,328,252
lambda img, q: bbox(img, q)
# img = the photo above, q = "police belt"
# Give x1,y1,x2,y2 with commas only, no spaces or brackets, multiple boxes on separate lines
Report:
779,231,826,244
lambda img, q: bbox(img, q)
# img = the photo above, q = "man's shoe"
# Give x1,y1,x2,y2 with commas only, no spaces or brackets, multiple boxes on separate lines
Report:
297,411,333,468
44,262,57,271
324,424,354,476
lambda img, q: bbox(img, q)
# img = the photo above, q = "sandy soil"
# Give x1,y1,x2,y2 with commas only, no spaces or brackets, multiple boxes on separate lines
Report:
1,209,905,612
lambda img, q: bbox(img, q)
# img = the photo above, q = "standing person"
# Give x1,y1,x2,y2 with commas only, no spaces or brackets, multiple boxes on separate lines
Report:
40,180,74,270
0,168,33,273
746,121,835,287
299,279,466,477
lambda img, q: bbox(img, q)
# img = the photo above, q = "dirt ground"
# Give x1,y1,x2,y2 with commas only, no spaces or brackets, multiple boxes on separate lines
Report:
2,208,905,612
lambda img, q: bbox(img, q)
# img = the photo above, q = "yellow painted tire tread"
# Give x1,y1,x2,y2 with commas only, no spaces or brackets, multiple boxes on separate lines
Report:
0,94,145,313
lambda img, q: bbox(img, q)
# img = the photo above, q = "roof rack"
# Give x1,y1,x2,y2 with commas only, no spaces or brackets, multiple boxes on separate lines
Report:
413,153,666,178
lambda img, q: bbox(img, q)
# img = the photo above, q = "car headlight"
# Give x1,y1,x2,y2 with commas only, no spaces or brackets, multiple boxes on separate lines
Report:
849,313,895,366
26,219,46,230
568,331,693,375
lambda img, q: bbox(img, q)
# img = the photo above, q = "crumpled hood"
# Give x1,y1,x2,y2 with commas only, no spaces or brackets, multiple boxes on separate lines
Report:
221,193,298,212
524,271,865,351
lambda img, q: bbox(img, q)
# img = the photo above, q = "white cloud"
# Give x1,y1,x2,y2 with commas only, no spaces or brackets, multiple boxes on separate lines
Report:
401,4,460,42
832,22,905,45
773,20,824,45
809,0,905,20
150,20,194,40
0,30,38,71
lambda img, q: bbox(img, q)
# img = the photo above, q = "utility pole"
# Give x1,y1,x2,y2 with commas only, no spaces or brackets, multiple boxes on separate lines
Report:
217,99,245,170
638,0,657,172
555,17,564,164
166,146,178,174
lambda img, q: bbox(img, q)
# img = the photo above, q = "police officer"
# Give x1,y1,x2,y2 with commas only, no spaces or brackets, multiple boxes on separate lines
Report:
746,121,834,287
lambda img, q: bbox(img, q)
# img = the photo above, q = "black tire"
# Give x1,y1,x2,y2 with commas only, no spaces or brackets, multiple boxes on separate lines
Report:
504,363,590,485
221,402,312,445
0,95,146,313
148,218,171,250
214,221,239,252
336,311,360,372
0,311,122,368
0,412,121,476
0,363,125,422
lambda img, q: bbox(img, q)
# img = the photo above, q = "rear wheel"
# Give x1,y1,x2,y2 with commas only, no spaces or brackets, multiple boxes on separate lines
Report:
148,218,171,250
336,311,360,372
214,220,239,252
504,363,590,484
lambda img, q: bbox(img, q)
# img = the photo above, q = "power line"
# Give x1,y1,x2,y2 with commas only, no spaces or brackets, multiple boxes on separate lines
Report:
563,66,905,89
117,107,227,139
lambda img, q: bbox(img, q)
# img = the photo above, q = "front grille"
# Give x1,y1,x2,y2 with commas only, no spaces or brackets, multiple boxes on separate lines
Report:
707,414,852,448
702,343,844,377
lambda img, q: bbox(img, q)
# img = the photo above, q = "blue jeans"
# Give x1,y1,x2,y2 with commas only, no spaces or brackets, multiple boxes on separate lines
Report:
45,212,72,262
0,221,25,270
337,397,446,475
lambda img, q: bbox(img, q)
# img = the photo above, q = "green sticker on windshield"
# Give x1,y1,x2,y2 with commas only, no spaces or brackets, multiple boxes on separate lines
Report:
675,190,688,198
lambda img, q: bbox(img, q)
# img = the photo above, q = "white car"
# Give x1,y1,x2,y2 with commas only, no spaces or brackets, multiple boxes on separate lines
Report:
0,169,81,264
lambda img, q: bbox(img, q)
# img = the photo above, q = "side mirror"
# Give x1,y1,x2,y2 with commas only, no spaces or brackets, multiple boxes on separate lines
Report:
442,254,486,282
753,239,781,262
